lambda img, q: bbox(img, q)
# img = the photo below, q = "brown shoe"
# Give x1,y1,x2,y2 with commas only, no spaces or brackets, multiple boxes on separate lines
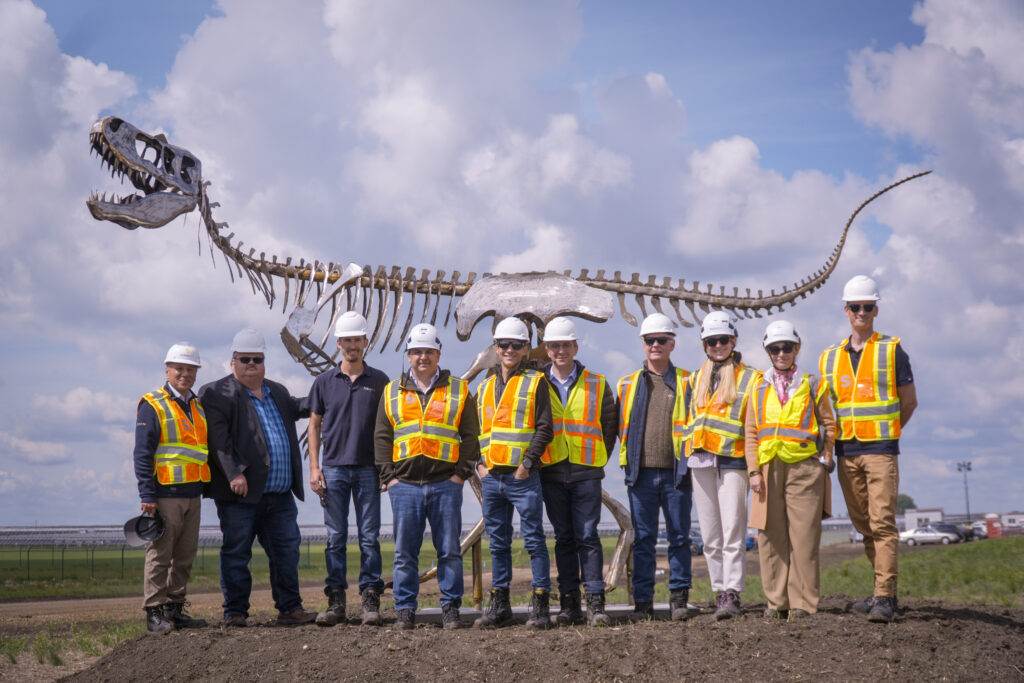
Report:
276,608,317,626
223,614,247,628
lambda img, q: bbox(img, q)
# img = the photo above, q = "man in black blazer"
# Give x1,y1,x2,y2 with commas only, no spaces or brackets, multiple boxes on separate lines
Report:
200,328,316,627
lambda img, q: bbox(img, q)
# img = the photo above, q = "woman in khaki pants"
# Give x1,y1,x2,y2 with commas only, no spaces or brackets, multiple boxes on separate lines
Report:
746,321,836,619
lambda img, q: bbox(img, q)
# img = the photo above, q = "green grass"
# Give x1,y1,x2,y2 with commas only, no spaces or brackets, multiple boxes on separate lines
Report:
0,634,29,663
0,621,144,666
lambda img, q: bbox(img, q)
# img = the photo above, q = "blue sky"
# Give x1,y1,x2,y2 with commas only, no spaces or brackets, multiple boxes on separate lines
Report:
2,0,1022,527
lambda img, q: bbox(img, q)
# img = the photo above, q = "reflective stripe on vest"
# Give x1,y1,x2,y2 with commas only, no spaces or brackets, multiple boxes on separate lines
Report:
477,371,542,468
384,376,468,463
546,370,608,468
141,389,210,485
752,373,827,465
684,365,760,458
818,333,901,442
616,367,690,466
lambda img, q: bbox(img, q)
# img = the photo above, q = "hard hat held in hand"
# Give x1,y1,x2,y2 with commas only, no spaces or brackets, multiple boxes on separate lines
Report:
700,311,737,339
124,511,166,547
334,311,369,338
544,317,578,342
639,313,675,337
842,275,881,302
763,320,801,347
164,342,201,367
406,323,441,351
231,328,266,353
493,317,530,342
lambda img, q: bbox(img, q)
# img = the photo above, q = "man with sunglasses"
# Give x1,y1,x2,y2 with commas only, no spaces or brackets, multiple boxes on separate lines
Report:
616,312,692,622
819,275,917,623
200,328,316,627
374,323,479,630
307,312,390,627
474,316,554,629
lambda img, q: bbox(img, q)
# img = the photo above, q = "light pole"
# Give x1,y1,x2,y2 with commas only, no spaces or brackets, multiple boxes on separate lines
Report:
957,461,972,521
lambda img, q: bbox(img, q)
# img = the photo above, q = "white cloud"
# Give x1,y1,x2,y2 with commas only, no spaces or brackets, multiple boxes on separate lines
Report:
32,387,136,423
0,431,71,465
490,223,572,273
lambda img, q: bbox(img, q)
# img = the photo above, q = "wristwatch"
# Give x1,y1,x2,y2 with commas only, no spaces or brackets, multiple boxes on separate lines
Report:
748,470,762,477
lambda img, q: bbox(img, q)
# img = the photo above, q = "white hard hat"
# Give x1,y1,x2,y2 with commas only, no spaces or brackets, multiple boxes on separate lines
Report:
334,311,369,338
842,275,881,302
493,317,530,342
763,320,801,347
164,342,201,367
700,311,738,339
544,317,578,342
639,312,675,337
406,323,441,351
231,328,266,354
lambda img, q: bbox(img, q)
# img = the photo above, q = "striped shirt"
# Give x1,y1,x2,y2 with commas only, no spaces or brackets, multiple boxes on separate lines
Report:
246,384,292,494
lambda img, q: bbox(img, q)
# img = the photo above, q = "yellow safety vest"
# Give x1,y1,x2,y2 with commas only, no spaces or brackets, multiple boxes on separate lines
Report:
819,333,901,441
477,370,543,468
616,367,690,466
684,364,760,458
752,373,828,466
140,388,210,485
546,369,609,468
383,376,468,463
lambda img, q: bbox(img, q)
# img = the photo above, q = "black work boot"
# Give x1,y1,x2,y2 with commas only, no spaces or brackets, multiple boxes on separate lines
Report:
360,588,383,626
474,588,513,629
628,601,654,622
146,606,174,634
441,603,464,630
585,591,610,626
867,596,896,623
848,595,876,614
554,589,584,626
526,589,552,629
316,586,347,627
395,608,415,630
164,601,207,628
669,588,692,621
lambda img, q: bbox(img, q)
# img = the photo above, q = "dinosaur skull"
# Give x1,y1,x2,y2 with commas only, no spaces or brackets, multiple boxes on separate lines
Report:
86,116,201,229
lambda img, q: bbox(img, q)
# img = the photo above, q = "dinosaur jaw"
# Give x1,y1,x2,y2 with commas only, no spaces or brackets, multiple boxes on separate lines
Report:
86,116,202,229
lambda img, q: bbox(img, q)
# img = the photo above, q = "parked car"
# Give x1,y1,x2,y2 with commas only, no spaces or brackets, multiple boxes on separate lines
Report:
899,526,959,545
970,520,988,539
655,530,705,556
745,533,758,551
934,523,968,542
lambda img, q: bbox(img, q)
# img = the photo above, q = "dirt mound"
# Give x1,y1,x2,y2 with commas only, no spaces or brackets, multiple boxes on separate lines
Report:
63,596,1023,682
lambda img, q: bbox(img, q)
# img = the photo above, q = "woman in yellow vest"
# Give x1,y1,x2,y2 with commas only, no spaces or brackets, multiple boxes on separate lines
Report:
746,321,836,619
684,311,760,620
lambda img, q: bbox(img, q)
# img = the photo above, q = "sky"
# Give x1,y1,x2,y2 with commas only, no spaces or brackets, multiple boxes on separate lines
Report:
2,0,1023,528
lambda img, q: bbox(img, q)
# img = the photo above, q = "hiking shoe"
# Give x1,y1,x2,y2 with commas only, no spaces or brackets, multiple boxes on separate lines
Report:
222,613,247,628
394,608,415,630
763,607,788,619
360,588,383,626
848,595,876,614
628,601,654,622
145,606,174,634
713,591,742,621
316,587,347,627
669,588,692,621
867,596,896,623
526,589,552,630
441,603,464,630
164,601,207,628
474,588,513,629
585,591,610,626
554,589,584,626
276,608,317,626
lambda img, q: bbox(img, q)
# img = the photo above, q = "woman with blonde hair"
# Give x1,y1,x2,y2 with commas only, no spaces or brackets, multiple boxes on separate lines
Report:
684,311,761,620
746,320,836,619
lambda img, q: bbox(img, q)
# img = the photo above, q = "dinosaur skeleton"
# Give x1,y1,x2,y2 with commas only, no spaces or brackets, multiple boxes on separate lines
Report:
86,116,928,598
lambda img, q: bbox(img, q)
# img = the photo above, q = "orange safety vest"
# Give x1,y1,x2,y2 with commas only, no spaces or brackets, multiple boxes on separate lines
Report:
751,373,828,465
546,369,609,468
818,333,901,441
684,364,760,458
477,370,543,468
140,388,210,485
383,376,468,462
616,367,690,466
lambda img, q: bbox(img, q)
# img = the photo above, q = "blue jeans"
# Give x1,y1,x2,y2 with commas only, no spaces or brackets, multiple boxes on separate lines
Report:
628,467,692,603
215,493,303,617
322,465,383,594
541,477,605,595
388,479,464,611
481,470,550,591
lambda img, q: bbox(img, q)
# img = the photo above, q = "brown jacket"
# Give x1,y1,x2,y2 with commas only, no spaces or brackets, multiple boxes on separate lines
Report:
745,373,837,530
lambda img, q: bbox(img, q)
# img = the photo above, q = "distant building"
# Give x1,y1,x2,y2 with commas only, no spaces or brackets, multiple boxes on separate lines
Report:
1001,511,1024,528
904,508,943,529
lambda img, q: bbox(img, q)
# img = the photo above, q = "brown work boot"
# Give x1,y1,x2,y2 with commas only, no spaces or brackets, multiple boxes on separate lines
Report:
276,608,317,626
360,588,383,626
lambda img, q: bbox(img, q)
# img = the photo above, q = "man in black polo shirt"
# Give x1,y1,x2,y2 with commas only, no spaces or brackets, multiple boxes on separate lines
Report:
309,311,390,626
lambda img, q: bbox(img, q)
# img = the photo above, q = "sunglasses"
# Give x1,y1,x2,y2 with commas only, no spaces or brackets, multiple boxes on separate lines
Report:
704,336,733,347
642,336,672,347
847,303,875,313
496,340,526,350
235,356,264,365
766,342,796,355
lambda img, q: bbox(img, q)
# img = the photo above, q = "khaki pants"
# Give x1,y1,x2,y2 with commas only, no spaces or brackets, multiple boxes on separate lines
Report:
758,457,826,613
837,453,899,597
143,497,201,608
